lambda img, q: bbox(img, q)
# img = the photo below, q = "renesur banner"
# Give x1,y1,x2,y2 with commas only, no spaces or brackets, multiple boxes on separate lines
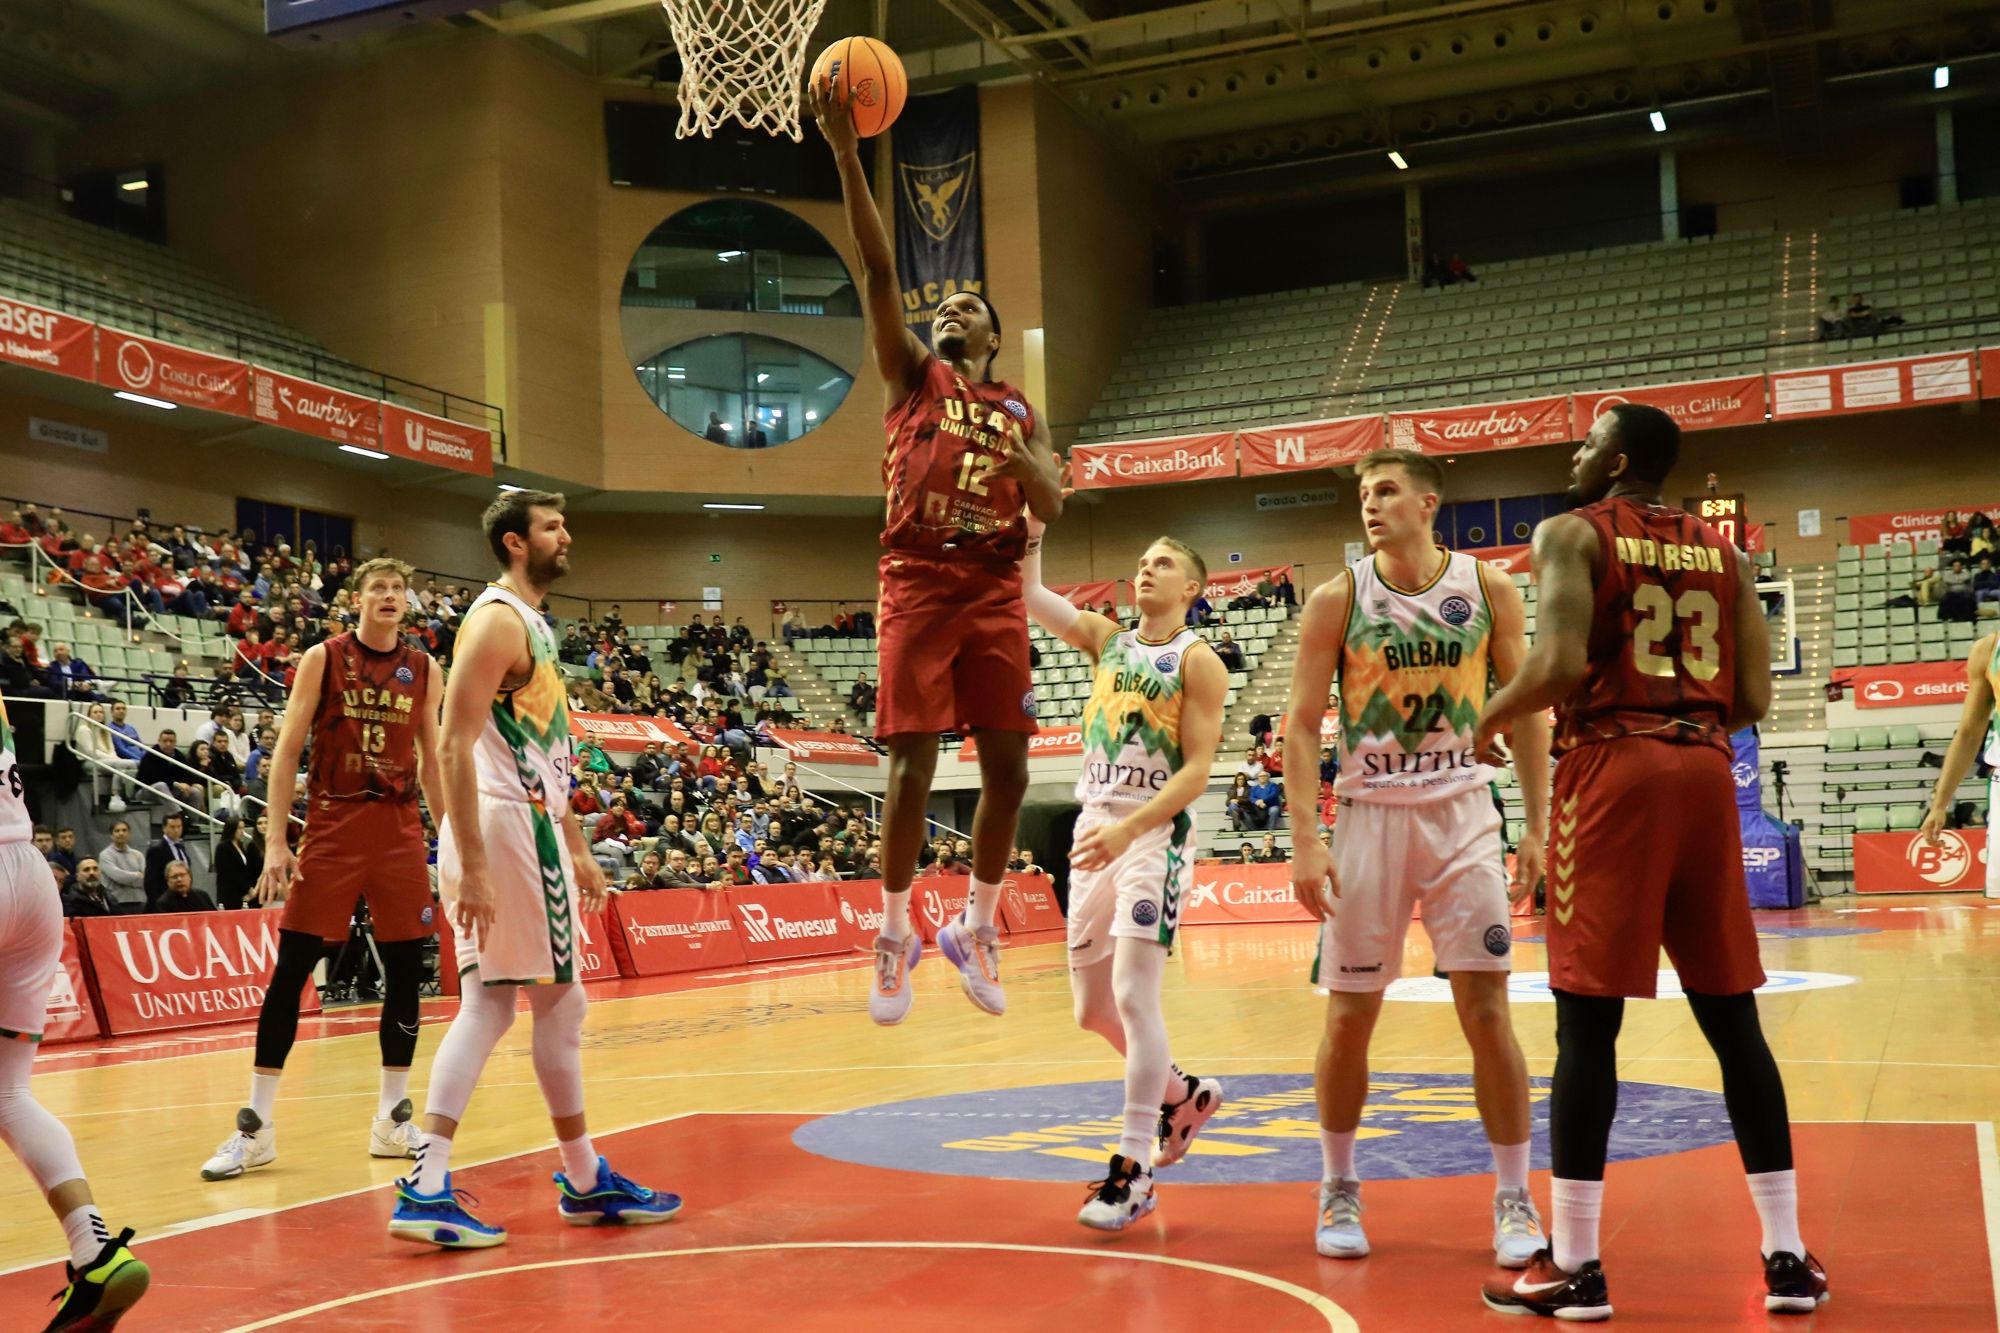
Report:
0,296,95,383
1461,543,1534,576
81,910,320,1036
1770,351,1978,420
1072,432,1237,491
1571,374,1767,437
893,85,985,343
97,329,250,416
1238,415,1385,476
380,402,494,477
250,366,382,450
1388,395,1572,456
729,883,849,962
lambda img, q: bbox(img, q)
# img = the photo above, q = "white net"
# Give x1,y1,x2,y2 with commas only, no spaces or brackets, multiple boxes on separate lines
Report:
659,0,833,142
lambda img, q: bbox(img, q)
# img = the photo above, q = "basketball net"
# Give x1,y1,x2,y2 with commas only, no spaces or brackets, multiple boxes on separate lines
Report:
659,0,832,141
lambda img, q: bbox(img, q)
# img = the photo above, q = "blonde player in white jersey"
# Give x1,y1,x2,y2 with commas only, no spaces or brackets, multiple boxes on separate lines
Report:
389,490,679,1249
0,697,151,1330
1018,515,1228,1231
1283,447,1549,1268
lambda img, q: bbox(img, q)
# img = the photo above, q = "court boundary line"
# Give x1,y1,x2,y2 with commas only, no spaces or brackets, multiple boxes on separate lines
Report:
1977,1119,2000,1320
216,1241,1359,1332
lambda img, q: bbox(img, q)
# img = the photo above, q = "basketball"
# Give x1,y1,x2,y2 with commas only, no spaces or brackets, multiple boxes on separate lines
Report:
811,36,907,138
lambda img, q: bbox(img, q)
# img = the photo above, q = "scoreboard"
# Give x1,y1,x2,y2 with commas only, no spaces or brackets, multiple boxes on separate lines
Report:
1686,492,1748,550
265,1,488,43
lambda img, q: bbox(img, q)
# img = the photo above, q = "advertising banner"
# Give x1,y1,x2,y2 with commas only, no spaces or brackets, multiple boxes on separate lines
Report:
1852,829,1988,894
80,911,320,1036
998,873,1063,933
1836,660,1969,710
1770,351,1978,420
1846,505,2000,550
44,923,102,1044
1983,347,2000,399
569,712,694,752
0,296,95,383
727,883,848,962
1731,728,1763,815
1072,432,1237,491
575,907,621,982
960,724,1085,763
1049,579,1125,610
1181,862,1316,926
1571,375,1766,437
1388,395,1572,456
766,728,879,767
892,85,985,342
379,402,495,476
1460,543,1533,576
831,882,887,951
249,366,382,450
910,876,973,944
606,891,748,976
1238,415,1386,475
97,329,250,416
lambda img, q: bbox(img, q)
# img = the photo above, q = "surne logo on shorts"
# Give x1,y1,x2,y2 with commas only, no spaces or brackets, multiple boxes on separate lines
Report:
1021,690,1038,718
1483,924,1511,957
1439,596,1474,627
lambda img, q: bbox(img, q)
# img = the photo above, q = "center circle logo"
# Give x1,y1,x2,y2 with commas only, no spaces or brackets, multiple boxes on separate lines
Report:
794,1072,1733,1183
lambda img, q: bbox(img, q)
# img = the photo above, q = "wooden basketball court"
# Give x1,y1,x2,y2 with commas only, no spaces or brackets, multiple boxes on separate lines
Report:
3,896,1996,1330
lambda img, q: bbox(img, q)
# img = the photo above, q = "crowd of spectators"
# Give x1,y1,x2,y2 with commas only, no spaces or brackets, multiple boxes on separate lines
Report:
1818,292,1906,341
1911,513,2000,622
38,810,262,917
558,608,805,741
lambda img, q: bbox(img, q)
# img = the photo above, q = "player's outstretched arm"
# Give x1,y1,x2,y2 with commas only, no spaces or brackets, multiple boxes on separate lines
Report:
253,643,325,904
1723,547,1772,732
809,82,927,403
1920,634,1997,846
438,604,523,945
1478,515,1596,749
1070,645,1227,871
1482,568,1548,901
1283,571,1351,919
1018,513,1118,660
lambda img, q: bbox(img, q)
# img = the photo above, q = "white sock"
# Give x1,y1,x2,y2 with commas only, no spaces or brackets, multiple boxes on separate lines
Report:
1552,1177,1604,1274
377,1068,411,1121
1118,1103,1155,1167
966,878,1001,930
559,1134,599,1191
59,1204,109,1268
1746,1169,1804,1258
248,1071,280,1125
1320,1128,1357,1182
881,891,911,941
1491,1138,1531,1194
413,1132,453,1195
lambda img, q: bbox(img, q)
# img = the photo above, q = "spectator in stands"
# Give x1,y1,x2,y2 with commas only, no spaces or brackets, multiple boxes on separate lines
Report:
1234,842,1257,866
138,730,204,809
1237,746,1268,782
1246,769,1284,830
1256,833,1283,864
106,701,145,762
43,827,77,878
1914,564,1942,607
245,726,280,800
691,812,729,861
1422,253,1451,288
704,411,729,444
30,829,53,867
0,509,27,547
226,590,266,640
1941,557,1979,622
214,815,261,912
849,672,877,718
142,813,193,905
1225,774,1256,831
657,849,703,887
1818,297,1847,341
1271,568,1297,607
624,850,668,891
232,628,272,681
1974,519,1998,561
96,820,146,911
1447,253,1477,283
0,633,51,698
595,795,648,847
188,741,235,817
74,701,136,803
151,860,216,914
62,858,114,918
1212,632,1245,674
1977,557,2000,613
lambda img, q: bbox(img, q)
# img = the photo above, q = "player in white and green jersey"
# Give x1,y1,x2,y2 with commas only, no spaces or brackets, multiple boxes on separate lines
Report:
1918,631,2000,898
1019,516,1228,1233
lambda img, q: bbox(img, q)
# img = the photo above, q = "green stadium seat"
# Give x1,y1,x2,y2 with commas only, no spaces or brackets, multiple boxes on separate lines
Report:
1888,725,1921,748
1825,729,1859,752
1854,808,1890,833
1888,805,1926,831
1855,727,1889,750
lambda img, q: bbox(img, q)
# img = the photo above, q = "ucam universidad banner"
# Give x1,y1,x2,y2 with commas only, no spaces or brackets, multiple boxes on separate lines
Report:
893,85,984,342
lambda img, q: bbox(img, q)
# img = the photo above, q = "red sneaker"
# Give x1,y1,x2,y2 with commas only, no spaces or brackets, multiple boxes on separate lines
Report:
1764,1250,1829,1314
1481,1249,1613,1321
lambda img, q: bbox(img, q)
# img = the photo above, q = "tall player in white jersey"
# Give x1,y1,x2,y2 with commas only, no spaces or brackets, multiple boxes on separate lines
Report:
0,697,151,1330
389,490,678,1249
1284,448,1549,1268
1018,515,1227,1231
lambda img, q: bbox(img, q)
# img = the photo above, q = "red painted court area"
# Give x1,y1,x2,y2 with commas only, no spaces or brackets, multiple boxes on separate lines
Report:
6,1115,1988,1331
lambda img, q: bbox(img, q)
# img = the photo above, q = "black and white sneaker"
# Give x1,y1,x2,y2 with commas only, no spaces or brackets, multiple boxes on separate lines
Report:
1764,1250,1829,1313
1154,1076,1223,1168
1077,1153,1156,1232
1481,1249,1612,1321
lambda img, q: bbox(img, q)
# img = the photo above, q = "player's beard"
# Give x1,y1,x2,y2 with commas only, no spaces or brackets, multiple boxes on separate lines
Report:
528,546,568,585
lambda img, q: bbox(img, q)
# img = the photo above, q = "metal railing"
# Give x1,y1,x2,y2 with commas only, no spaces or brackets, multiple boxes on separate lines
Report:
62,708,305,833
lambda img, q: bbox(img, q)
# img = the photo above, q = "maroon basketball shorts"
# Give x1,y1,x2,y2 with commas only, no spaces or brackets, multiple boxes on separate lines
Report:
1547,737,1766,999
286,796,438,943
874,551,1036,739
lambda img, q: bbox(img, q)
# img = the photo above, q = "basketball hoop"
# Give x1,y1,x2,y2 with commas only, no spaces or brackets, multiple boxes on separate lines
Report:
659,0,832,141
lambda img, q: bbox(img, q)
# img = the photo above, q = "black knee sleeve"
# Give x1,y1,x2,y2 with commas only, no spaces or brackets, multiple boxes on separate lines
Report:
1550,989,1625,1181
1685,990,1793,1174
376,938,428,1069
255,930,328,1070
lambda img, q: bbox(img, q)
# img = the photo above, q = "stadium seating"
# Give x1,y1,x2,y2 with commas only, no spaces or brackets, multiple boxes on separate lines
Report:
1829,540,1984,669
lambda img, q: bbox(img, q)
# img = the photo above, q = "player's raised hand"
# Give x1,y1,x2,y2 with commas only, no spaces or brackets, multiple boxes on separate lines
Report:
575,855,609,914
1289,833,1338,921
255,837,297,906
1509,829,1544,905
809,80,858,156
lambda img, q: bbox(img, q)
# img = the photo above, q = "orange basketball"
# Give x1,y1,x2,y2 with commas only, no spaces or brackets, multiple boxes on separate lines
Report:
810,36,907,138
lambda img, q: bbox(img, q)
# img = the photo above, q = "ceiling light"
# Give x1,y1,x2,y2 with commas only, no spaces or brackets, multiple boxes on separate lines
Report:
119,177,149,193
340,444,389,460
703,503,765,511
755,372,769,383
716,249,745,260
667,372,685,380
805,410,818,421
817,375,844,391
1387,150,1408,170
1649,109,1667,133
498,484,527,493
113,391,176,410
1935,65,1950,89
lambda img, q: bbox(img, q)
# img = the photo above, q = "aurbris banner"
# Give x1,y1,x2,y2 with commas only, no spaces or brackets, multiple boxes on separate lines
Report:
893,86,984,342
80,910,319,1036
606,891,748,976
1832,660,1969,709
959,724,1084,763
1388,395,1572,456
569,711,693,752
1846,505,2000,549
767,728,879,767
1852,829,1988,893
250,367,381,450
379,402,494,476
1238,415,1386,475
97,329,249,415
1770,351,1978,420
1182,862,1315,926
44,923,102,1044
0,296,95,383
1572,375,1767,437
1072,432,1237,491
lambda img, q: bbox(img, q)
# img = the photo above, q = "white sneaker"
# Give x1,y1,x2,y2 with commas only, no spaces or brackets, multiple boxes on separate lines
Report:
370,1098,420,1159
1154,1076,1224,1168
936,916,1005,1016
1316,1178,1369,1258
200,1108,276,1180
1077,1154,1156,1232
1493,1187,1546,1269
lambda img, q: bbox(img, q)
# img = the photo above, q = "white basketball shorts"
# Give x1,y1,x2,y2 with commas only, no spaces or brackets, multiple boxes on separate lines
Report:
1066,806,1194,970
0,842,62,1041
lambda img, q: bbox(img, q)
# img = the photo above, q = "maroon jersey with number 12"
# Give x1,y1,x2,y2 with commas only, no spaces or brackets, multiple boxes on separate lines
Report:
881,356,1037,561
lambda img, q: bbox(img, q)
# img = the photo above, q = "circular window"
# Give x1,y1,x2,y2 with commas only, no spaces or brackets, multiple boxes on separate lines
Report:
619,199,859,448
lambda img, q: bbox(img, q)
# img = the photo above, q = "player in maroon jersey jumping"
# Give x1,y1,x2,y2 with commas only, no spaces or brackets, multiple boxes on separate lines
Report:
1472,405,1826,1320
198,557,445,1182
814,83,1064,1025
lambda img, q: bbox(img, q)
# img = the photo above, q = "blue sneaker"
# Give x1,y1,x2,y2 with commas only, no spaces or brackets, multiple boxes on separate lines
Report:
554,1157,683,1226
388,1174,507,1249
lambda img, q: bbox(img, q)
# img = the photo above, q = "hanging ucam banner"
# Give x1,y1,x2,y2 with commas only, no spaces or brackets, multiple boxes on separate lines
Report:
894,86,985,342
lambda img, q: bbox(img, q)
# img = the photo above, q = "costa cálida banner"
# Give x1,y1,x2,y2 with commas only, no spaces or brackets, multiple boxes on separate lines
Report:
1571,374,1767,437
97,328,250,415
893,85,984,342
